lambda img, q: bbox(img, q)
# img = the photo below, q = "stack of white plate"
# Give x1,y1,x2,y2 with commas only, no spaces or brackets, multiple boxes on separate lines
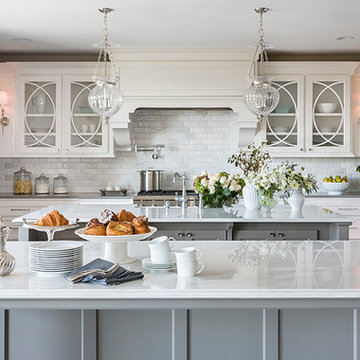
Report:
30,241,83,275
141,258,176,272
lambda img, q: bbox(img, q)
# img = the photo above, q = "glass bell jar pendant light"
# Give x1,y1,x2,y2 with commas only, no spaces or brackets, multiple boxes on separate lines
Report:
88,8,123,124
244,7,279,122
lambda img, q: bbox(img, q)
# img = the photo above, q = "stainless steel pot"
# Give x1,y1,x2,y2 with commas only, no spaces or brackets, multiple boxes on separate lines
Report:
138,170,164,191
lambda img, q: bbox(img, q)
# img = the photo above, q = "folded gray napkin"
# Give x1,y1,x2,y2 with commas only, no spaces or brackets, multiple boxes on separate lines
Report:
65,258,144,286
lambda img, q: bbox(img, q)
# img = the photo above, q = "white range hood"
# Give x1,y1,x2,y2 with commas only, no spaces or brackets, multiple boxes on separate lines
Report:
109,48,258,151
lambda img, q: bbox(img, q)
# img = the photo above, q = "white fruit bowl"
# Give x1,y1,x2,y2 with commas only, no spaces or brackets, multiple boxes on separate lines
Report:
322,181,350,195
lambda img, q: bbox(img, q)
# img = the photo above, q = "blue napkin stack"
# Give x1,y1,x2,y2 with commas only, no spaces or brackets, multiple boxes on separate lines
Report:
65,258,144,286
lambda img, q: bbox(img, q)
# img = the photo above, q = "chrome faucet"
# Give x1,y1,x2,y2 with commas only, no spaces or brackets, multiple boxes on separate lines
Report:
173,172,188,208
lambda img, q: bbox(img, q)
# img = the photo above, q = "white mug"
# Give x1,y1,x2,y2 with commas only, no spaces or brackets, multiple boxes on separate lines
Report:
148,236,174,264
175,247,201,264
177,260,204,278
150,249,172,264
148,236,174,252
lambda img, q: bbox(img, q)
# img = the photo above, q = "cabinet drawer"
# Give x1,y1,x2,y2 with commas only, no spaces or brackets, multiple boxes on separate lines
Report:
184,230,226,241
234,229,317,241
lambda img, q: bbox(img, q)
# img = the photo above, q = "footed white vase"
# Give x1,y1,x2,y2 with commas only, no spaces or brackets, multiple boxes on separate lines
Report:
288,189,305,211
243,183,261,210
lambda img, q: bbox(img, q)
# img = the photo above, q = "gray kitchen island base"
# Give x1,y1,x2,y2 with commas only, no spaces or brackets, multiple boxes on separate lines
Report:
1,307,359,360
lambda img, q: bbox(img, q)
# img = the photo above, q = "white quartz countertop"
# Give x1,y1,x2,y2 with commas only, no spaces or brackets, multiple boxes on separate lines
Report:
1,240,360,307
12,204,352,224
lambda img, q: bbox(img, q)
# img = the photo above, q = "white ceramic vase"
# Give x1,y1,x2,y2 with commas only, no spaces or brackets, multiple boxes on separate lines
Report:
288,188,305,211
242,183,261,210
33,91,47,114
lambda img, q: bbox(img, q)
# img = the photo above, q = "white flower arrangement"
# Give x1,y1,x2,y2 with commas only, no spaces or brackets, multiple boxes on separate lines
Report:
282,162,318,197
246,164,288,199
193,171,245,208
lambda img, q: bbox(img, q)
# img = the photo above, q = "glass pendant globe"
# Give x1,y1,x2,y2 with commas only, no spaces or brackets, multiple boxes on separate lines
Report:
244,82,279,120
88,81,123,119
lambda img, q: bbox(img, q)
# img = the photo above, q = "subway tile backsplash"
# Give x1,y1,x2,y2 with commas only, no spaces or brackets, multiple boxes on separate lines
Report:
0,109,360,194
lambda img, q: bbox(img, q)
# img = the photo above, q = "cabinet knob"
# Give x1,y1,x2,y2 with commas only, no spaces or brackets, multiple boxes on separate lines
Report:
65,149,69,152
178,233,185,238
57,148,60,152
278,233,284,239
308,148,312,151
268,232,276,238
300,147,303,151
186,233,193,238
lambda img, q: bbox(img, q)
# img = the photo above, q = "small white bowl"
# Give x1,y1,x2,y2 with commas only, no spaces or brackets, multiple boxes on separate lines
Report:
322,181,350,195
316,103,337,113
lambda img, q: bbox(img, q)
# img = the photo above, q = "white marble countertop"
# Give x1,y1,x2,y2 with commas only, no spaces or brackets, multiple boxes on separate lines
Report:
12,204,352,224
0,240,360,307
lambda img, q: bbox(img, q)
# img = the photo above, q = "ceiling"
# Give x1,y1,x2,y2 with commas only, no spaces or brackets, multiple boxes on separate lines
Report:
1,0,360,54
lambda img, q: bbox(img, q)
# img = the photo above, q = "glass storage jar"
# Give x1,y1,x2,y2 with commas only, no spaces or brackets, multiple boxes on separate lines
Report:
35,173,50,194
13,167,32,195
53,173,68,194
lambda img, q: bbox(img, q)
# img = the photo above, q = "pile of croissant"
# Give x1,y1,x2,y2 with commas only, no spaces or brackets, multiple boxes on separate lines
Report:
34,210,69,226
85,209,150,236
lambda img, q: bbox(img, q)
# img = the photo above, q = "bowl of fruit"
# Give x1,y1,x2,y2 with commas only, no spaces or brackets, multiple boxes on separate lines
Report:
323,176,350,195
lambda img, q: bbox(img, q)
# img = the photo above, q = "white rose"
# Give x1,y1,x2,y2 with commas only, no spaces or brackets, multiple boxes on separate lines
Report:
201,171,207,176
209,185,216,194
209,178,216,186
236,184,242,191
201,178,208,187
231,180,238,188
220,176,226,184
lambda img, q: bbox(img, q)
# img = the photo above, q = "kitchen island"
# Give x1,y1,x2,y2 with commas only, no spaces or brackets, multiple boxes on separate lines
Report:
1,240,360,360
13,203,352,241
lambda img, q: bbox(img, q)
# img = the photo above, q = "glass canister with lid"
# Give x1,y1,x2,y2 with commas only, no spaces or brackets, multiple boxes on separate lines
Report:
13,167,32,195
53,173,68,194
35,173,50,194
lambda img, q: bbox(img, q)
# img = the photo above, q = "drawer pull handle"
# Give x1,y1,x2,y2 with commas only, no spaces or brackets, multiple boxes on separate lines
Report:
186,233,193,238
178,233,185,238
10,208,30,212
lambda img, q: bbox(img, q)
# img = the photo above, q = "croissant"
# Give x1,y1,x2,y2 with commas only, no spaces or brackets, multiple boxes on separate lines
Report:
85,218,106,236
106,221,134,236
117,209,136,222
34,210,69,226
132,216,150,234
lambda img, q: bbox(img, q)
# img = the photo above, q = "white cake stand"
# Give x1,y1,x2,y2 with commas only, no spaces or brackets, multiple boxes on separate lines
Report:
74,226,157,264
23,219,79,241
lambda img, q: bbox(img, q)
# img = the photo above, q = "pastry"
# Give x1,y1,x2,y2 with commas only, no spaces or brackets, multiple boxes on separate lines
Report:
117,209,136,222
85,218,106,236
98,209,117,225
132,216,150,234
106,221,134,236
34,210,69,226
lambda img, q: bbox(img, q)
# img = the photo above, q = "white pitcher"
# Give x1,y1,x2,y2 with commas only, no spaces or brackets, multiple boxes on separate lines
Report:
242,183,261,210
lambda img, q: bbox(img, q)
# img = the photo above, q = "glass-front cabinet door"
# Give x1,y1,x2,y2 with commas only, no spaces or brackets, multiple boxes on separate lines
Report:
260,76,304,155
17,76,62,154
306,75,351,155
63,77,109,155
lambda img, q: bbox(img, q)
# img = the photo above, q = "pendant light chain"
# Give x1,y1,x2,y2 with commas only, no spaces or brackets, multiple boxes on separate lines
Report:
243,7,279,121
93,8,119,84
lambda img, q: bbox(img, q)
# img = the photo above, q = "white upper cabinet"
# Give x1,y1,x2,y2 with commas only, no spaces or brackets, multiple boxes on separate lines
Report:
17,76,62,155
306,75,351,155
62,76,109,155
260,75,304,154
16,72,111,157
266,62,356,158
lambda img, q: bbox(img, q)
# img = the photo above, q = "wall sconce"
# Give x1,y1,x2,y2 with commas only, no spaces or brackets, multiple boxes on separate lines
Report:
0,91,9,139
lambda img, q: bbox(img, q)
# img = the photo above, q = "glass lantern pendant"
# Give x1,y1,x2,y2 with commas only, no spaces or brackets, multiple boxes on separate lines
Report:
244,8,279,122
88,8,123,124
